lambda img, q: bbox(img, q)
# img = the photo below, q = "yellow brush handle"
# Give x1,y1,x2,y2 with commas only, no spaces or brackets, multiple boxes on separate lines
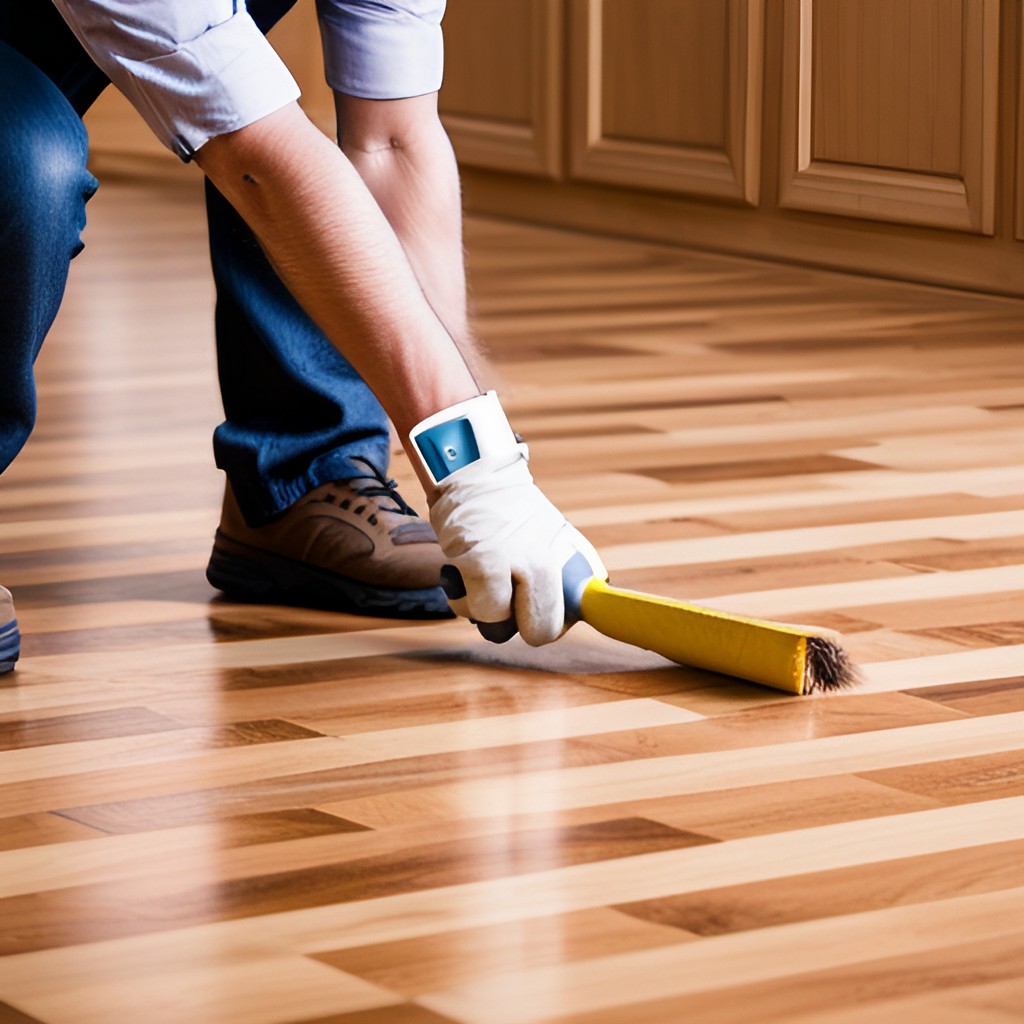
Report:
578,578,808,694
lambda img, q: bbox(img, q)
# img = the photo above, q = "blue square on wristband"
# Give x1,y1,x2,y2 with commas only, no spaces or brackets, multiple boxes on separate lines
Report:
417,417,480,481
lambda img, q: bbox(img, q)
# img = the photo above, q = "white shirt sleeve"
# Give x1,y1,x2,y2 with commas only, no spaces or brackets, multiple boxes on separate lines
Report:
315,0,445,100
51,1,301,160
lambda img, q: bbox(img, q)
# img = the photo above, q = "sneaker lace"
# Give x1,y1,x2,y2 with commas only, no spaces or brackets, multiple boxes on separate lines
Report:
348,458,418,517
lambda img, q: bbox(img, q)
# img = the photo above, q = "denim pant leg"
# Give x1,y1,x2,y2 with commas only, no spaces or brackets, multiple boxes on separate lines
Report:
204,182,392,526
209,0,390,527
0,40,98,475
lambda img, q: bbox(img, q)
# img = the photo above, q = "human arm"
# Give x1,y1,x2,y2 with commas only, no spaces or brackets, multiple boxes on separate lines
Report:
334,92,479,379
193,100,477,458
51,1,604,640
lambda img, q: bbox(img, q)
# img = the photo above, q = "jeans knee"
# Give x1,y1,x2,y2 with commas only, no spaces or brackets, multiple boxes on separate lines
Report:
0,114,96,235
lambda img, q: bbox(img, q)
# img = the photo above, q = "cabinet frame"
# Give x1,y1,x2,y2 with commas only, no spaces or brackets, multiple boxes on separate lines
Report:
568,0,765,205
779,0,999,234
441,0,564,178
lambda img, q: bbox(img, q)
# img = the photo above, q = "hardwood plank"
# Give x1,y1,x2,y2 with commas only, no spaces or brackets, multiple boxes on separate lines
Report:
288,1010,459,1024
416,892,1024,1024
861,646,1024,690
0,818,712,955
614,838,1024,935
858,750,1024,805
0,812,372,899
908,676,1024,715
296,699,704,754
573,693,969,762
780,978,1024,1024
600,511,1024,572
2,954,397,1024
694,564,1024,619
911,620,1024,649
310,908,696,998
313,714,1024,827
0,813,104,853
642,453,879,483
579,774,941,842
0,707,184,751
154,666,632,730
538,934,1024,1024
0,720,324,786
0,1003,45,1024
0,509,214,554
565,465,1024,529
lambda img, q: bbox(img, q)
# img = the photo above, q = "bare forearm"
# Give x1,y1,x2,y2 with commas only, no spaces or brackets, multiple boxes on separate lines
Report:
194,102,477,451
336,92,489,386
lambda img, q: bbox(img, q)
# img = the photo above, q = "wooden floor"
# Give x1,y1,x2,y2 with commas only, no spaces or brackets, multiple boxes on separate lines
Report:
1,160,1023,1024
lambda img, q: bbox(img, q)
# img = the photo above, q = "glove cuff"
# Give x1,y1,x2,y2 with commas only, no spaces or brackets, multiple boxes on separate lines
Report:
408,391,521,486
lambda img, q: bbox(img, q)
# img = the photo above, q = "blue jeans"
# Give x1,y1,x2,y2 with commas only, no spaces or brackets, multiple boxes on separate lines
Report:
0,2,390,527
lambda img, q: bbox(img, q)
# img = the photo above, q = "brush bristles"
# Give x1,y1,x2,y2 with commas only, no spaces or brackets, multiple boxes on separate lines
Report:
803,635,860,694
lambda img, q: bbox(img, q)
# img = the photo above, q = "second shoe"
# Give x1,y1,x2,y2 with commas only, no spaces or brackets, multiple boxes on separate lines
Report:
206,466,453,620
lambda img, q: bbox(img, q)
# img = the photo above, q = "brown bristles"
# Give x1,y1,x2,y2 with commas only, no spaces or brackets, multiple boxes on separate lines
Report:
804,635,860,694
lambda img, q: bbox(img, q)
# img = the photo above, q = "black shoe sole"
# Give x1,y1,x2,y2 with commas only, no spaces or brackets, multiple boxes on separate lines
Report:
206,532,454,620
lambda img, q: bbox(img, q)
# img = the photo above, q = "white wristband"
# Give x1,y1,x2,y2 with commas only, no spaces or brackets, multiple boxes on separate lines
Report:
408,391,521,486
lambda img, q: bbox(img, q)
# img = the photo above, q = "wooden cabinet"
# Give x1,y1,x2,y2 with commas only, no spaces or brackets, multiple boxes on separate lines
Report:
778,0,999,233
439,0,564,176
443,0,1024,296
568,0,764,204
84,0,1024,295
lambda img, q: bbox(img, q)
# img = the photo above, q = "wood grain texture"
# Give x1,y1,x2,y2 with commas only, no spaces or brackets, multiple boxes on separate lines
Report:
569,0,763,202
0,161,1020,1022
439,0,563,178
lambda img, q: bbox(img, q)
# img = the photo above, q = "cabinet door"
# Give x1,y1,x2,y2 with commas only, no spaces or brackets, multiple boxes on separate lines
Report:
779,0,999,234
568,0,764,204
440,0,564,178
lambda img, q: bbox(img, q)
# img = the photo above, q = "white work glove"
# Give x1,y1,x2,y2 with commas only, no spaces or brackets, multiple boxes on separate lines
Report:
409,392,607,646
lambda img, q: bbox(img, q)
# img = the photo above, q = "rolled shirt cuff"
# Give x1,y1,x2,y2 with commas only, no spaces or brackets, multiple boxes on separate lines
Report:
316,0,444,99
51,4,300,160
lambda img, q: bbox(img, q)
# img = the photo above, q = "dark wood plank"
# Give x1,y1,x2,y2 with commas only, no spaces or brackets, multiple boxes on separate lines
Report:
288,1008,459,1024
907,676,1024,716
613,839,1024,936
644,454,878,483
0,819,713,955
0,1002,46,1024
0,812,103,852
858,751,1024,805
0,709,185,752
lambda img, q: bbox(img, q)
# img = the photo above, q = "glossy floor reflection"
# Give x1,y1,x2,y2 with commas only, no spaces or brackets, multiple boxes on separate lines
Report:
0,159,1022,1023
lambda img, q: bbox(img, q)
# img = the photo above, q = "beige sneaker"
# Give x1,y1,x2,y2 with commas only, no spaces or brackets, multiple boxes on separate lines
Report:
206,468,452,619
0,586,19,674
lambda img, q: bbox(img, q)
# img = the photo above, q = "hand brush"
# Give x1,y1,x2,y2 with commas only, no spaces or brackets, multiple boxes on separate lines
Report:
443,553,858,695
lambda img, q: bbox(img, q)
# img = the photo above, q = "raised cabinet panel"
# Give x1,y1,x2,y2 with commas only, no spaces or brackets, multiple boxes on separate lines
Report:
439,0,564,178
780,0,998,233
569,0,764,204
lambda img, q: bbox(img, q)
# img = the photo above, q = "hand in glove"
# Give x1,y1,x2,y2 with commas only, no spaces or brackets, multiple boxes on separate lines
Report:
409,392,607,646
